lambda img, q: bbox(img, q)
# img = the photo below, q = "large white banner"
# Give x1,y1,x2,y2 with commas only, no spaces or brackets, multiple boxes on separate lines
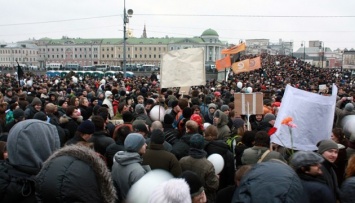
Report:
160,48,206,88
271,84,338,151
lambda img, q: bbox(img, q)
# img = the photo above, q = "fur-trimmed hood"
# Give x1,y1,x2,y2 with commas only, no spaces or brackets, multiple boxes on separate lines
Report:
36,145,117,203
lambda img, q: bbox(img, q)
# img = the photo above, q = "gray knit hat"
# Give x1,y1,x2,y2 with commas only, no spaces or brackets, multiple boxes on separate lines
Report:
317,139,338,154
263,113,276,123
124,133,146,152
208,103,217,109
290,151,324,169
31,97,42,106
220,105,230,112
135,104,145,114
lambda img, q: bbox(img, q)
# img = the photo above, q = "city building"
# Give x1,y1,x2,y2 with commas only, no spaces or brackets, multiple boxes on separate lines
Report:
0,43,39,67
31,28,227,68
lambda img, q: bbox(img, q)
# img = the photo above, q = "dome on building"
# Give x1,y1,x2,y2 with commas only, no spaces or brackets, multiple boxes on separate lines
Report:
201,28,219,37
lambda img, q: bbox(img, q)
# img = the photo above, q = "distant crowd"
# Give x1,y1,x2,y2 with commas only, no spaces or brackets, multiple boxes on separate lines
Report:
0,53,355,203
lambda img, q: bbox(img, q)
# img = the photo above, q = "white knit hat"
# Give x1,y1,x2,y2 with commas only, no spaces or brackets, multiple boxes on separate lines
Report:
148,179,192,203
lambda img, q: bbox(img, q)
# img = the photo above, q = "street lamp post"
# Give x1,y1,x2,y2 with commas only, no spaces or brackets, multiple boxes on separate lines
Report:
123,0,133,78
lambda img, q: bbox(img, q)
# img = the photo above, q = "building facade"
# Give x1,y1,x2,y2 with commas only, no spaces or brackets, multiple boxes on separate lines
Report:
0,43,39,67
26,28,227,68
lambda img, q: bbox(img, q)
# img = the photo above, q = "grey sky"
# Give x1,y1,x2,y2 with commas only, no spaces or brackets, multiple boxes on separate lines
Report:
1,0,354,51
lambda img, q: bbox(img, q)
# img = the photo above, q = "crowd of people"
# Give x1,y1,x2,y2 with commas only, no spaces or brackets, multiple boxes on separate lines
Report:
0,53,355,202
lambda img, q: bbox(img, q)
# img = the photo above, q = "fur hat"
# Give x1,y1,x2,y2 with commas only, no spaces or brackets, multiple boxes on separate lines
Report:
150,129,165,144
290,151,324,169
13,108,25,120
189,134,205,149
148,179,191,203
220,105,230,112
317,139,338,154
124,133,146,152
77,120,95,134
263,113,276,123
180,171,204,198
31,97,42,106
135,104,145,114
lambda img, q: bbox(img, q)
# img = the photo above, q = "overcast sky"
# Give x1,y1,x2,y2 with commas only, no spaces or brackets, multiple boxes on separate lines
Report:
1,0,354,51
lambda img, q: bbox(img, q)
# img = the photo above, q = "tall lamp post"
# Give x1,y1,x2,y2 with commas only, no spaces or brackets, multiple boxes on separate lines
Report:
123,0,133,78
301,41,306,61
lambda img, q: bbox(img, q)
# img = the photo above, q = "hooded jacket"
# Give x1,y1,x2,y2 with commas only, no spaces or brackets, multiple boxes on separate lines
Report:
111,151,150,201
0,120,60,203
36,145,117,203
214,110,231,140
233,160,306,203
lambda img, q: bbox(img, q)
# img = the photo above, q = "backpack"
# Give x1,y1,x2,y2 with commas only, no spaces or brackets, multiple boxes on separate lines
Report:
226,134,242,152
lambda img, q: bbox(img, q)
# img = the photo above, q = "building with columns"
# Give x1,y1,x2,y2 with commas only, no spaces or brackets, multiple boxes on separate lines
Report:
29,28,227,68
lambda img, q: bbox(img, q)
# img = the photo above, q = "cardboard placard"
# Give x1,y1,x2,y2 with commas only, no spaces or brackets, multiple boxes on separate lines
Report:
234,93,264,115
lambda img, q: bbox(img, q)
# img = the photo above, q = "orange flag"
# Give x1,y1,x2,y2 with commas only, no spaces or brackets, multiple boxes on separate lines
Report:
232,59,250,74
221,43,246,55
249,56,262,71
215,55,231,71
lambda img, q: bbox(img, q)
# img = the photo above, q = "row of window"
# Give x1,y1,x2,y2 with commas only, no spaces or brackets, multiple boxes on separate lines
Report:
102,54,161,59
0,57,36,62
39,53,162,59
101,47,166,52
0,50,37,54
39,48,99,52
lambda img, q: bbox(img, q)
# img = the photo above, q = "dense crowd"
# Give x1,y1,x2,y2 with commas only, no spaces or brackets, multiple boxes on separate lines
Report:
0,53,355,203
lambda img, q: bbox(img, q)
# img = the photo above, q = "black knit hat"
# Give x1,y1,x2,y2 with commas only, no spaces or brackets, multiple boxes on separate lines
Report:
179,171,204,198
77,120,95,134
189,134,205,149
150,129,165,144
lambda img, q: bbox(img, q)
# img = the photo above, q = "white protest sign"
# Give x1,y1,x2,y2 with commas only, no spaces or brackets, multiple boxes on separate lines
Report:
271,84,337,151
160,48,206,88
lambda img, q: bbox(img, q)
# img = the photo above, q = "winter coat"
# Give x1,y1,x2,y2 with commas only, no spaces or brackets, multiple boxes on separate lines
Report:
79,104,91,120
0,120,60,203
320,159,340,200
24,105,40,119
241,146,269,165
214,110,231,140
233,160,306,203
36,145,117,203
298,173,335,203
163,124,178,145
171,133,193,160
341,176,355,203
142,143,182,177
103,98,114,119
135,113,152,127
204,140,235,189
179,150,219,203
105,140,125,170
111,151,150,201
88,131,115,156
60,115,80,140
